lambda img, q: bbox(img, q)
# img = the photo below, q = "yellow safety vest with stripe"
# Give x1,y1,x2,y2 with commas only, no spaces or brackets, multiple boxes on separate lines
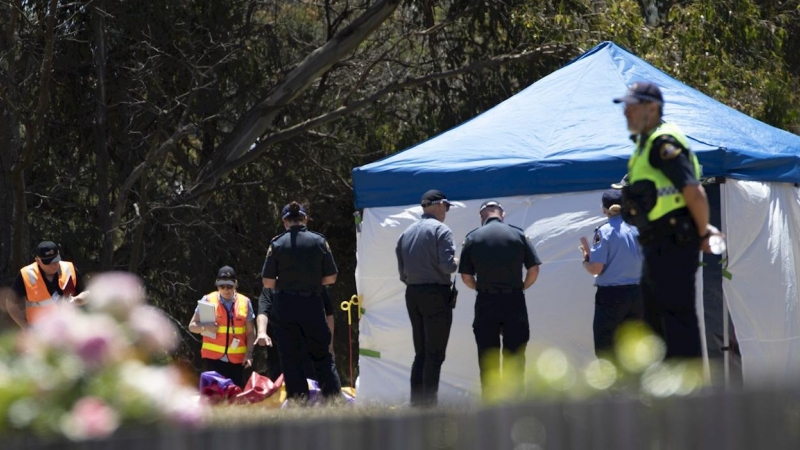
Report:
627,123,701,222
21,261,77,324
200,292,250,363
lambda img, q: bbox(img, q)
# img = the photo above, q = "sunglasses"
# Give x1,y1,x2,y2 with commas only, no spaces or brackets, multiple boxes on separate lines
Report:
217,285,235,290
425,200,451,211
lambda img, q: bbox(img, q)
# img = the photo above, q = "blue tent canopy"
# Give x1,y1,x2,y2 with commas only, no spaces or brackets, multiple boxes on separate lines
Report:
352,41,800,209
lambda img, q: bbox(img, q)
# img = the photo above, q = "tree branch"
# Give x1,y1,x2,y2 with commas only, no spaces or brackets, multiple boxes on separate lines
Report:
184,43,572,201
188,0,402,196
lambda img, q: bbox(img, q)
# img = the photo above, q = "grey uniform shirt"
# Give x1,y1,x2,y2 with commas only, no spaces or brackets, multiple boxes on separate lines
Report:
396,213,457,285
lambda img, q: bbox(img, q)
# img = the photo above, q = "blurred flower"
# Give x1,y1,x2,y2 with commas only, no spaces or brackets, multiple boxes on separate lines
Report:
60,396,120,440
118,361,207,427
22,307,126,371
128,305,179,355
0,270,205,441
86,272,146,320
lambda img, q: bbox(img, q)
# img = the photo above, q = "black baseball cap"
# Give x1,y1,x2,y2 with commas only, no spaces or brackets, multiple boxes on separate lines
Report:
613,82,664,105
281,202,307,220
421,189,451,207
36,241,61,264
602,189,623,209
216,265,237,286
479,200,504,213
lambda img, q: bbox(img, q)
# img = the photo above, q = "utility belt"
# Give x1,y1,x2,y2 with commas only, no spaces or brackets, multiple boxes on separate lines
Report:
275,289,318,297
476,288,522,295
636,213,698,246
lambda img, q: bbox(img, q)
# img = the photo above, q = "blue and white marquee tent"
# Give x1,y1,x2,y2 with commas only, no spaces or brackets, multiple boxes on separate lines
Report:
352,42,800,403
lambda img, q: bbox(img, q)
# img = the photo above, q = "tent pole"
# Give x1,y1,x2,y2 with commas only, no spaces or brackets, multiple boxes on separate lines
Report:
723,297,730,389
721,179,730,389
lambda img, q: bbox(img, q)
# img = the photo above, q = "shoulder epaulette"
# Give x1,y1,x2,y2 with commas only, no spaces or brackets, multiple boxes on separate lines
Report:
271,231,288,242
509,224,525,232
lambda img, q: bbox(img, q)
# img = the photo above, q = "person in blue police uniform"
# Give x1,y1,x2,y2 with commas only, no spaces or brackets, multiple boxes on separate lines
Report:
458,201,541,397
396,189,458,407
580,189,644,356
261,201,342,401
613,82,723,358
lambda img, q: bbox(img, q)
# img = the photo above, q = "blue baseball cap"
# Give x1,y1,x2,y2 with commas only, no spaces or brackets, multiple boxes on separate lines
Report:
602,189,623,209
281,202,307,219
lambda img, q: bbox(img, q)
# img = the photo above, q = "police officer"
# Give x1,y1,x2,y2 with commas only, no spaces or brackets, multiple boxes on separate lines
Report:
458,201,541,397
261,201,342,401
256,285,336,382
396,189,457,407
613,82,723,358
580,189,643,356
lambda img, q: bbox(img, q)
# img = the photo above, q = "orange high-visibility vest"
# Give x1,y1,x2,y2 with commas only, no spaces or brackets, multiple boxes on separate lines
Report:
20,261,77,324
200,292,250,363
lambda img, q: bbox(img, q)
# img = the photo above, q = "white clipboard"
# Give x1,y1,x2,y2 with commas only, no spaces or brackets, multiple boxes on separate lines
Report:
197,299,217,339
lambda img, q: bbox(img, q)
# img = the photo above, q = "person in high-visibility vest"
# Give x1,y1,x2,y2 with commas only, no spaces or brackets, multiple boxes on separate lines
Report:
613,82,723,359
188,266,255,388
5,241,90,328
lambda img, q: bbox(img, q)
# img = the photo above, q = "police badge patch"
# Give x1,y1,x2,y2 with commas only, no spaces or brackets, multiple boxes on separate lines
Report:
593,230,601,245
659,142,682,160
266,244,273,258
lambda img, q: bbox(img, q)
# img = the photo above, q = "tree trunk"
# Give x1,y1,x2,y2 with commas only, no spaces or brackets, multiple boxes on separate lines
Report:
91,0,113,269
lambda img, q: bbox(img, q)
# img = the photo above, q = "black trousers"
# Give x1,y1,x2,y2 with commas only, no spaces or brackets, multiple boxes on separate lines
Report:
202,357,245,389
272,292,342,400
265,319,318,383
405,284,453,407
593,284,643,356
473,290,529,397
642,235,702,358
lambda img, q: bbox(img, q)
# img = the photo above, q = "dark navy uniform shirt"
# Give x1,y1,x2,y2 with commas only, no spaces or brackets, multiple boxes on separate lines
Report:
458,217,542,290
261,225,338,292
589,215,643,286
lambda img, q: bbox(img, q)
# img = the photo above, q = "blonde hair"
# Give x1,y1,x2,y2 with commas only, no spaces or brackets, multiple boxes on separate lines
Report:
605,204,622,216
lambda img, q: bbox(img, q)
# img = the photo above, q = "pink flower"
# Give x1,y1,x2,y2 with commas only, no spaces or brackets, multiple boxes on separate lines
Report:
128,305,179,355
60,397,120,440
87,272,146,319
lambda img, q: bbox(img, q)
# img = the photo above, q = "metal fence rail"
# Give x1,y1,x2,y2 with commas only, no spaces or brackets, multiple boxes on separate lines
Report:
6,388,800,450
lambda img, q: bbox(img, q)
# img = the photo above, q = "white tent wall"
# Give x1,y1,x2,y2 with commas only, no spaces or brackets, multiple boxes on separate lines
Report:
722,179,800,386
356,191,708,404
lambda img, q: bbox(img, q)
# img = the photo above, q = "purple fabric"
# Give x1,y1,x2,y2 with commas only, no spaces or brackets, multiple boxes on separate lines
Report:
199,371,237,398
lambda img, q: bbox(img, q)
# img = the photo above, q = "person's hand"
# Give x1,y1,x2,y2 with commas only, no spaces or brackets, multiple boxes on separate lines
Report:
243,354,253,369
255,333,272,347
69,292,89,306
199,323,218,334
579,237,590,260
700,224,725,254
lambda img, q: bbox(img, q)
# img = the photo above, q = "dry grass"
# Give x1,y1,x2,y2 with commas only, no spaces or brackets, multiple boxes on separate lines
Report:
208,400,477,426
